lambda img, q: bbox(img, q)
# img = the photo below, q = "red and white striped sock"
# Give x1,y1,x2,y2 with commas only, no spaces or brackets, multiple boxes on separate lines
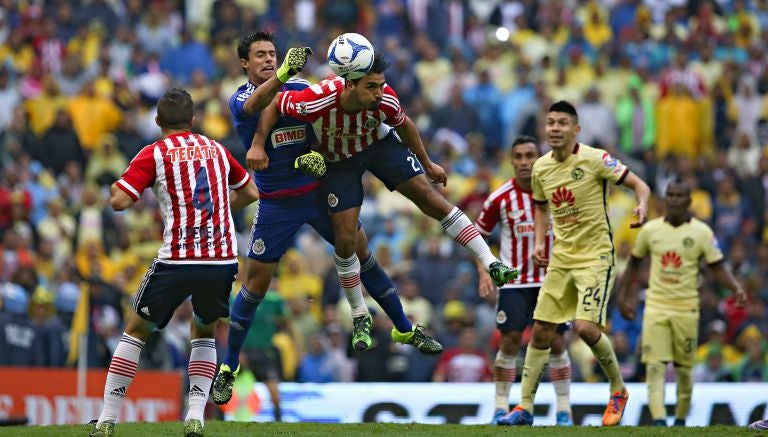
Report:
493,352,517,411
334,253,368,318
440,207,497,268
185,338,217,424
98,333,144,425
549,351,572,414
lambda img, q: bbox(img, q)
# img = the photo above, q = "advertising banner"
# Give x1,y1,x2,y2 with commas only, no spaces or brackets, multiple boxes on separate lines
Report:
226,382,768,426
0,368,182,425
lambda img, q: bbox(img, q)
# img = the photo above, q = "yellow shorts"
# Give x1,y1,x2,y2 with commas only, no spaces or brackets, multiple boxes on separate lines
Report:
641,308,699,366
533,264,614,326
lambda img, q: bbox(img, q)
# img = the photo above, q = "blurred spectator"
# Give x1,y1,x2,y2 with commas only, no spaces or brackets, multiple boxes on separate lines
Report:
432,327,491,382
84,133,128,187
37,109,85,176
578,87,617,147
398,277,433,328
160,28,216,85
296,333,334,383
693,345,734,382
67,80,122,152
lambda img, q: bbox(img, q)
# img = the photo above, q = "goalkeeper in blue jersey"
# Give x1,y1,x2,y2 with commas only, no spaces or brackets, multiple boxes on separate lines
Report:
211,32,443,412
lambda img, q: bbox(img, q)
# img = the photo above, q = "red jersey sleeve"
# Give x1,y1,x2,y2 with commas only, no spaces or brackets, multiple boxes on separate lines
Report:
380,85,405,126
223,144,250,190
115,145,156,201
475,193,503,237
277,78,341,122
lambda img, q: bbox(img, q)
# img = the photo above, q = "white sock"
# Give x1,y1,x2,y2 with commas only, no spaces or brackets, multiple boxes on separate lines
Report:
334,253,368,318
493,352,517,411
185,338,217,424
99,333,144,424
440,207,497,268
549,351,572,414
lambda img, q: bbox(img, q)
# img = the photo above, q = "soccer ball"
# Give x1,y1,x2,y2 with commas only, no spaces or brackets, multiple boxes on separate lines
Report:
327,33,374,79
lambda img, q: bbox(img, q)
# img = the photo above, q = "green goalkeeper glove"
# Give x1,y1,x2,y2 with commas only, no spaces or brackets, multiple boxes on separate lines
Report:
294,150,326,178
276,47,313,83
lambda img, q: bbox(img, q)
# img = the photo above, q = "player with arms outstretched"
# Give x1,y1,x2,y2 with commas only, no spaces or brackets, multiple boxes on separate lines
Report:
90,88,259,437
212,33,443,413
618,179,746,426
255,51,520,330
475,136,573,426
503,101,651,427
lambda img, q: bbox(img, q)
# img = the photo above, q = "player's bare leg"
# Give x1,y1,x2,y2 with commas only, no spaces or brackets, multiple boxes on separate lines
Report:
574,320,628,426
331,207,373,351
264,379,282,421
213,259,277,405
395,175,518,285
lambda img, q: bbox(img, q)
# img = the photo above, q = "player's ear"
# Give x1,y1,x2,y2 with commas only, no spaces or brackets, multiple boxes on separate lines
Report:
239,58,249,71
190,115,197,128
154,115,160,128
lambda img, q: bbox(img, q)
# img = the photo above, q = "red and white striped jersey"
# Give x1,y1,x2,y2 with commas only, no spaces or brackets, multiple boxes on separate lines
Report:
475,178,554,288
277,76,406,162
115,132,250,263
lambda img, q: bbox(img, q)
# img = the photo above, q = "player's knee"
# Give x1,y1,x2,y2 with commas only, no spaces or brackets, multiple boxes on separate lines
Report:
572,320,600,344
499,331,522,355
531,321,556,347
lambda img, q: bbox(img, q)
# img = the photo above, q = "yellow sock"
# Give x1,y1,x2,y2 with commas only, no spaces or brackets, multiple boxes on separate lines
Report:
520,346,550,413
675,366,693,421
589,334,625,394
647,361,666,420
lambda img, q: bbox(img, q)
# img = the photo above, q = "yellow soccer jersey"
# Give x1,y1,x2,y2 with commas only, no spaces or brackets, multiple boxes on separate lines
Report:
532,143,629,268
632,217,723,310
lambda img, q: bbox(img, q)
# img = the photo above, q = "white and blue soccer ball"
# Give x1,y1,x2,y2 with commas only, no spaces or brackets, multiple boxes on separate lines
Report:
327,33,374,80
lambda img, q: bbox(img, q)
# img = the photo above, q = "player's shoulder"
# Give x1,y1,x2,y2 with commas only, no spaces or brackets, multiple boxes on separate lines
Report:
643,217,666,230
283,77,311,91
577,143,608,162
231,81,254,103
532,151,554,171
486,179,515,202
688,217,714,234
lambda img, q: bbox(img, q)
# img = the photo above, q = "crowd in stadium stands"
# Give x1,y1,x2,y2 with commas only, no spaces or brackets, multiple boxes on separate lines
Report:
0,0,767,390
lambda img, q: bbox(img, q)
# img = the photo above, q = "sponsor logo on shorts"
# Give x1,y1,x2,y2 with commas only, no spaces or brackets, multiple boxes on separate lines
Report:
328,193,339,207
140,306,150,316
252,238,266,255
496,310,507,324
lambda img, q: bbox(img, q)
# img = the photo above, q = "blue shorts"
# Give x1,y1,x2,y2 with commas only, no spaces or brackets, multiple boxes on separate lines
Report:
496,286,569,334
321,132,425,212
247,192,336,262
133,260,238,329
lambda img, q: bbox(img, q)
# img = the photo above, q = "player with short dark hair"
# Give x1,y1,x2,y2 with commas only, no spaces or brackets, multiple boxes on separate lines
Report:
503,100,651,427
476,136,573,426
211,34,443,415
90,88,260,437
255,51,520,337
618,179,746,426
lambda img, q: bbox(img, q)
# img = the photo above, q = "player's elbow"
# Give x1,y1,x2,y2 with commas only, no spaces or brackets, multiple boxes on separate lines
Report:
110,196,130,211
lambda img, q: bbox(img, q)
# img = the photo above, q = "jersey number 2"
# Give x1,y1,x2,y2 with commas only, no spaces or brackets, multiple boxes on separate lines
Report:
193,166,214,215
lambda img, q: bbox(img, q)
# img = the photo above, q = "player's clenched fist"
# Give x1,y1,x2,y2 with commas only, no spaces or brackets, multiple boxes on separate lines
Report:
277,47,313,83
246,145,269,170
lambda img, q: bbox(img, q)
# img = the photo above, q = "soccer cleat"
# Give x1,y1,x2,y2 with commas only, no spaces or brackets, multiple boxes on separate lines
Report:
184,419,204,437
491,408,507,425
673,418,685,427
89,422,114,437
602,388,629,426
391,324,443,355
497,405,533,426
352,314,373,351
749,419,768,430
294,150,326,178
556,410,574,426
211,363,239,405
488,261,520,287
653,419,667,426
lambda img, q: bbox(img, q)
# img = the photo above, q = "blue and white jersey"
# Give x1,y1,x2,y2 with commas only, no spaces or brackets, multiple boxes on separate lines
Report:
229,78,319,198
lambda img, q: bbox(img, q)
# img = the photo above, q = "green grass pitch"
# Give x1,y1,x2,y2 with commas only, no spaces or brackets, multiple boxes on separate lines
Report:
0,422,762,436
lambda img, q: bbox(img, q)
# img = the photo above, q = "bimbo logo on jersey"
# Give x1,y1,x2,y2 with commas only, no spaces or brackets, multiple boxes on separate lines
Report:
166,145,219,163
270,126,306,148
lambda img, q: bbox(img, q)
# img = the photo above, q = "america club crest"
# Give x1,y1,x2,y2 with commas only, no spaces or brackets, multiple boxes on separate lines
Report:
328,193,339,207
251,238,266,255
571,167,584,180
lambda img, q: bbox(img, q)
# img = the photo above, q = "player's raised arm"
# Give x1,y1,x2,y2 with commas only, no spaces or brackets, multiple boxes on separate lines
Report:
242,47,312,115
619,171,650,228
247,94,281,170
394,116,447,186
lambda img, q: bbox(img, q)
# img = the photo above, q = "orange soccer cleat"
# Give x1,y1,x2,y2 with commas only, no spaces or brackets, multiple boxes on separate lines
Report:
602,388,629,426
